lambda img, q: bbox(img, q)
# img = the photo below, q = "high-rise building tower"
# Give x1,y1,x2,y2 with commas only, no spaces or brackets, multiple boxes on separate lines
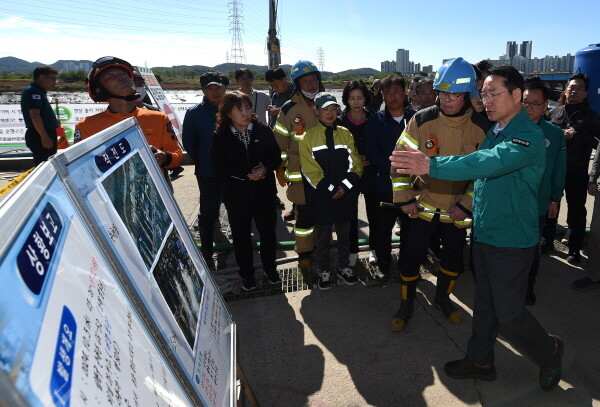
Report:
396,49,409,74
506,41,518,58
520,40,532,59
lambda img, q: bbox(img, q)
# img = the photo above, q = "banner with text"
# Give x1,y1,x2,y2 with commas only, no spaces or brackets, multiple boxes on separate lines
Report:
0,103,194,153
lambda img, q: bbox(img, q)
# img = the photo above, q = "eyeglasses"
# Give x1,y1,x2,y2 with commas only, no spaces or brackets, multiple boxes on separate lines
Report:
480,90,509,101
437,91,464,101
522,100,545,108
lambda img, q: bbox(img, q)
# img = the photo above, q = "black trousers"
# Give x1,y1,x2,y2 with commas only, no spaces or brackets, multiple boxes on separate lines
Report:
349,191,379,253
466,242,555,366
25,127,57,166
370,191,411,266
398,216,465,278
528,215,546,288
564,171,589,253
225,194,277,280
196,176,222,262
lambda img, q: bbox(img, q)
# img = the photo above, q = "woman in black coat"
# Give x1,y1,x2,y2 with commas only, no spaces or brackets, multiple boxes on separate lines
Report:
338,80,376,267
212,91,282,290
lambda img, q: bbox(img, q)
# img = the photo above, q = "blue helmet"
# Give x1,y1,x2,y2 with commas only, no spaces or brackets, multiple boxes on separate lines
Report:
290,60,321,83
433,57,478,99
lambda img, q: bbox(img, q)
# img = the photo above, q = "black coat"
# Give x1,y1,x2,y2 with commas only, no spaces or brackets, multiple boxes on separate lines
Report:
338,109,377,193
212,121,281,203
547,103,600,174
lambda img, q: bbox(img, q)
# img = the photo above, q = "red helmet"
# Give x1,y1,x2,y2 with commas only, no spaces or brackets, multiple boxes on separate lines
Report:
87,56,135,102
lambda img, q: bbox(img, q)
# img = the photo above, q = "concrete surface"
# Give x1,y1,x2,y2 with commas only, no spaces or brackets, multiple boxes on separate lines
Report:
168,164,600,407
1,160,599,407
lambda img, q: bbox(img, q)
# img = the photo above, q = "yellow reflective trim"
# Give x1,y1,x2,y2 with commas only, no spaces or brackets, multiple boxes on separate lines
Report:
286,170,302,181
466,182,474,197
448,280,456,293
294,227,314,236
281,151,288,160
392,179,411,187
455,219,472,227
439,265,459,278
274,122,289,136
398,131,418,150
293,132,305,141
419,201,437,211
419,211,434,219
456,77,472,84
400,274,420,282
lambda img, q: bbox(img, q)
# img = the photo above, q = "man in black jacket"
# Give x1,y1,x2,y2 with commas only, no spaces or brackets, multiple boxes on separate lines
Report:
21,66,60,165
547,73,600,264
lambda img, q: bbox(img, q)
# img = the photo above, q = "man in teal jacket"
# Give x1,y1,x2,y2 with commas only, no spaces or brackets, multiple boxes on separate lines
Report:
390,66,564,391
522,77,566,305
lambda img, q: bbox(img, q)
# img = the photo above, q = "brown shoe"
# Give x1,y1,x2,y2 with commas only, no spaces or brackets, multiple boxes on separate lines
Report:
445,358,497,381
539,335,564,391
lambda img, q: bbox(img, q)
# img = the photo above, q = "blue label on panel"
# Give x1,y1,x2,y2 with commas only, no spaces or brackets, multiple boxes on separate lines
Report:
16,202,63,295
50,306,77,407
94,138,131,173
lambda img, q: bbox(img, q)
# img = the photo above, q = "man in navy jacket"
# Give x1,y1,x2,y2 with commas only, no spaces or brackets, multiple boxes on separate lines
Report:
182,72,229,269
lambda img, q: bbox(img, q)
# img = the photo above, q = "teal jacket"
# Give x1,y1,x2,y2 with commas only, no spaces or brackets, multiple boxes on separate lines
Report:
428,109,545,248
537,119,566,215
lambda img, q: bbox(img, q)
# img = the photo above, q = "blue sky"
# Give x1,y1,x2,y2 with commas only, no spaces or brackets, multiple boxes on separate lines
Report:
0,0,597,72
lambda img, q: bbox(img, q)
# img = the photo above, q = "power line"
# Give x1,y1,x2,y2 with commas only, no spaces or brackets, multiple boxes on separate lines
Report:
0,8,227,35
0,3,228,27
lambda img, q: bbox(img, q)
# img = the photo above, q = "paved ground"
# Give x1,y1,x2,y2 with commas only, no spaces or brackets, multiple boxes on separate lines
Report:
161,163,600,407
1,159,599,407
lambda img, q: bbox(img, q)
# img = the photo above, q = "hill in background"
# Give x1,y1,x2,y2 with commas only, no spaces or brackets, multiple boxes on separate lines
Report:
0,57,380,77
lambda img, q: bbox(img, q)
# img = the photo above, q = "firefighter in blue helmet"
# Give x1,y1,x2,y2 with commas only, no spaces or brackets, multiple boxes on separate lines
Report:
390,65,564,391
273,60,325,270
390,57,490,332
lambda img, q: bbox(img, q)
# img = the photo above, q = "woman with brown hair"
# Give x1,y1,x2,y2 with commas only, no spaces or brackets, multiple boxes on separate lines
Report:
212,91,282,290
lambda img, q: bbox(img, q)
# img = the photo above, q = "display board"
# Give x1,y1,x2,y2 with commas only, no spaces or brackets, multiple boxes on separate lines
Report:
0,118,235,407
0,103,194,153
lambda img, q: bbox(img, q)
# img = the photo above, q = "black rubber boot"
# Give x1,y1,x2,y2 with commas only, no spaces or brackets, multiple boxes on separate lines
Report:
390,277,418,332
434,271,462,324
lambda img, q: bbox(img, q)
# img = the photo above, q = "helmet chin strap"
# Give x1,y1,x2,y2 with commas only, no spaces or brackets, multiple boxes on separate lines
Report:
109,91,141,102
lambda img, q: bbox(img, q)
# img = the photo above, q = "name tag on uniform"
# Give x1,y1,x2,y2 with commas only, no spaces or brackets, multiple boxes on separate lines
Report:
512,138,530,147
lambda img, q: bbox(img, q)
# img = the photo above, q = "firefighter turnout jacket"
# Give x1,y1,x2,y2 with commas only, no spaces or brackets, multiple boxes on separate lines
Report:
391,105,489,227
273,91,320,204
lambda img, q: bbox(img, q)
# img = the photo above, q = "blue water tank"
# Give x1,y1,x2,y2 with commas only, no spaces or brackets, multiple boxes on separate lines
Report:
574,43,600,113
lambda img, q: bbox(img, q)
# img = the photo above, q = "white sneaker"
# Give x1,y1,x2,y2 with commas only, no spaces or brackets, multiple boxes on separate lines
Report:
337,267,358,285
561,229,571,244
368,250,378,265
317,271,332,290
349,253,358,267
